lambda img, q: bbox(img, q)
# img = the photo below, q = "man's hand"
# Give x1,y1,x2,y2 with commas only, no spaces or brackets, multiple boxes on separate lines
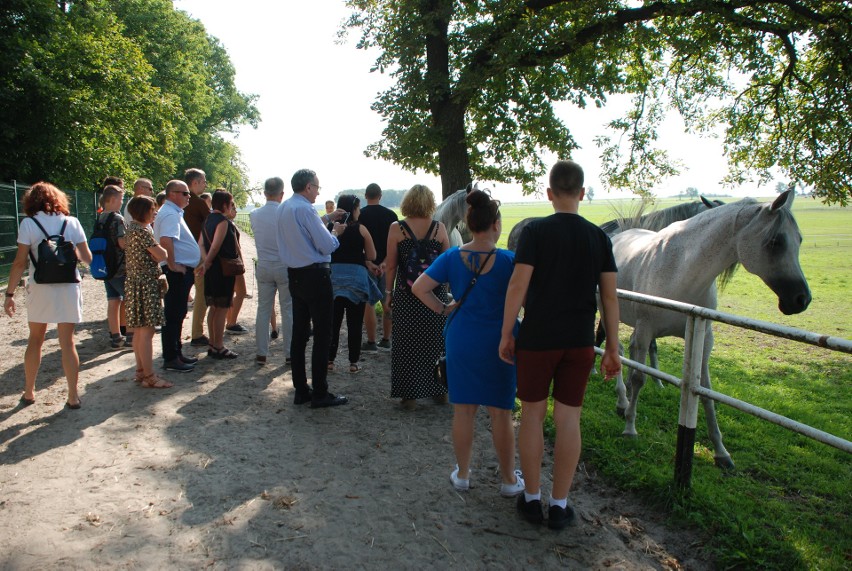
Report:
498,334,516,364
601,347,621,380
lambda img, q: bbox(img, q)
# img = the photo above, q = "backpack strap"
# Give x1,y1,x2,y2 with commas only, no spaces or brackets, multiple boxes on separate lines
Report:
427,220,438,240
27,216,52,267
398,219,414,240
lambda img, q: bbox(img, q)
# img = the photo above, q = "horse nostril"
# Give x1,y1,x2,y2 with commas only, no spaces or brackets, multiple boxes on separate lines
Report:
797,293,811,310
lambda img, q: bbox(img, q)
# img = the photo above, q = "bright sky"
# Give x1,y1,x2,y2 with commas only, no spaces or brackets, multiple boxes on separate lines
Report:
174,0,764,204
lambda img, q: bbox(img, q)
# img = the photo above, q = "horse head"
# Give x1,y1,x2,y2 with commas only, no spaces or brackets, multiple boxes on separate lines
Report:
736,190,812,315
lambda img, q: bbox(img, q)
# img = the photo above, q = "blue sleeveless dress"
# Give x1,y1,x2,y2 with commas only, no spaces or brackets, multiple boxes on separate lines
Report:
425,247,518,409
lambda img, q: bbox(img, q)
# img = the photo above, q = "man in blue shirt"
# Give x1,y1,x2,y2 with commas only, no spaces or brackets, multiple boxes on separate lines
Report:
153,180,201,373
277,169,348,408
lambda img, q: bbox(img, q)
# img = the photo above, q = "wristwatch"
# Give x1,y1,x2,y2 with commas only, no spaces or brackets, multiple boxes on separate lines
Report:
5,291,14,298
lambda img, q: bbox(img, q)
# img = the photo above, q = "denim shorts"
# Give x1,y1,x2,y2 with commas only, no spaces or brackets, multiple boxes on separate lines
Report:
104,275,126,300
368,272,386,300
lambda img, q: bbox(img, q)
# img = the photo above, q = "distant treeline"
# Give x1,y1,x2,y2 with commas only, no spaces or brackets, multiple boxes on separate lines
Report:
333,189,408,208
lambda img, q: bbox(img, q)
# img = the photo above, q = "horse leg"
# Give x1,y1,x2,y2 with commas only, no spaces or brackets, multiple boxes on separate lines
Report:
649,339,664,388
699,330,734,469
622,332,649,437
614,342,628,417
591,319,606,375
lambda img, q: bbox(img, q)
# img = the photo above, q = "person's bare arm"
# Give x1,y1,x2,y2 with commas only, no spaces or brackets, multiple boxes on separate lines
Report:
598,271,621,380
499,263,533,364
3,244,29,317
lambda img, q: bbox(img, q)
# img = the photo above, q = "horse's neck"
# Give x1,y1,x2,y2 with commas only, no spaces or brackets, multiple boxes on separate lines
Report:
435,193,464,231
660,204,744,290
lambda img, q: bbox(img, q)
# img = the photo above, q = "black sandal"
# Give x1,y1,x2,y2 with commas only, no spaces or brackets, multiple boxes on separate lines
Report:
218,347,239,359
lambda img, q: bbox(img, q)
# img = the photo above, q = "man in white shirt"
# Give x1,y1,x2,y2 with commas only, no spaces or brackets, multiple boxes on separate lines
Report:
250,177,293,366
153,180,201,373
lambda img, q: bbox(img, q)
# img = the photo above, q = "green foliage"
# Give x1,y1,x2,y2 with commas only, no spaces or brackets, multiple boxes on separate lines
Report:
0,0,259,197
498,198,851,569
344,1,852,204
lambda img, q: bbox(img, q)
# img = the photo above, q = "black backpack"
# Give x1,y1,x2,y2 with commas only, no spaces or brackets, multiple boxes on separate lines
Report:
27,217,80,284
397,220,440,291
89,212,122,280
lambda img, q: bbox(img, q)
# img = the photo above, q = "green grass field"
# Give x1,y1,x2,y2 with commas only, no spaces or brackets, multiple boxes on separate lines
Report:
498,196,851,570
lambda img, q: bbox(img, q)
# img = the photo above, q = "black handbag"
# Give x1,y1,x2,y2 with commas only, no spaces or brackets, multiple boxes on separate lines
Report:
434,249,496,388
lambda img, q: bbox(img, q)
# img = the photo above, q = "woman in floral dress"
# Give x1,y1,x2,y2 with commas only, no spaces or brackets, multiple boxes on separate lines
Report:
125,196,172,388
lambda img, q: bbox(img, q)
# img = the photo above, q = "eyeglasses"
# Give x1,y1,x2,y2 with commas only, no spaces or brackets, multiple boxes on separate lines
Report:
310,183,322,192
171,190,191,196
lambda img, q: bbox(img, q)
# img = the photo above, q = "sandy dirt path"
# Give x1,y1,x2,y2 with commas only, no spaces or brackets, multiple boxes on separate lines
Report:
0,234,711,570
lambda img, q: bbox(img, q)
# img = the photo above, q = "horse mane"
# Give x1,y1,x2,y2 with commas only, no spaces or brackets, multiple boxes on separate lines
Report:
605,198,724,235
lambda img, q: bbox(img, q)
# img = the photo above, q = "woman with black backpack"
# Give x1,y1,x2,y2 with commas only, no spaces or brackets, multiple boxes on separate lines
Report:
384,184,451,410
4,182,92,409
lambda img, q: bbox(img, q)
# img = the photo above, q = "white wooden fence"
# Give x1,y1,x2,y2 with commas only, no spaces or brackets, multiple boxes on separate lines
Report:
595,289,852,488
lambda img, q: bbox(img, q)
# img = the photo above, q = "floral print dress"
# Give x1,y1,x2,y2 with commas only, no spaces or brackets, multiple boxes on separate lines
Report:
125,222,165,328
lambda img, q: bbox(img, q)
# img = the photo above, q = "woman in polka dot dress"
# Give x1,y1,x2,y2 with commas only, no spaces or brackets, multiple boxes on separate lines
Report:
384,185,451,410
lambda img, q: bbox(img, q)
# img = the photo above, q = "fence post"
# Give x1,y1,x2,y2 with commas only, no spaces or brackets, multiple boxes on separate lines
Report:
675,315,706,488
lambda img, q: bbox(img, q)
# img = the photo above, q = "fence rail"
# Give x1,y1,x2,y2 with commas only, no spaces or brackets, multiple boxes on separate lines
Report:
601,288,851,488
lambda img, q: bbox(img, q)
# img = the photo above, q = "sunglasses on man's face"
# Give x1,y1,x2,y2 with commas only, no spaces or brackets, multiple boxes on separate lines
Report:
171,190,190,196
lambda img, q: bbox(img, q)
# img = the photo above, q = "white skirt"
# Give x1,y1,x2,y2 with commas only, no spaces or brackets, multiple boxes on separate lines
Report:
25,280,83,324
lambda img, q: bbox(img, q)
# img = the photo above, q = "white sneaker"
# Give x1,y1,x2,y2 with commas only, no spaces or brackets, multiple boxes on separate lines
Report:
450,465,470,492
500,470,525,497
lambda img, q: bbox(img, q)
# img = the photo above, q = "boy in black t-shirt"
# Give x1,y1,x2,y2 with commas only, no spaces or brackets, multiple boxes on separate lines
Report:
500,160,621,530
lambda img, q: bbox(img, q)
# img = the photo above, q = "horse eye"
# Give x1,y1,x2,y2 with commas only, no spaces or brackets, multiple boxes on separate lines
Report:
767,234,787,252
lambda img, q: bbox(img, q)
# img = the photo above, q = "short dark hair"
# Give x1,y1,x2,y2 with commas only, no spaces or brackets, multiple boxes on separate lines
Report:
549,160,584,196
291,169,316,193
365,183,382,199
264,177,285,197
102,176,124,189
465,189,501,233
128,195,156,222
156,191,167,207
211,190,233,212
184,168,206,186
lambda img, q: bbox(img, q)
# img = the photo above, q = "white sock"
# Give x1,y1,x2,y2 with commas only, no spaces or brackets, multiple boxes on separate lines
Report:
524,491,540,503
550,497,568,509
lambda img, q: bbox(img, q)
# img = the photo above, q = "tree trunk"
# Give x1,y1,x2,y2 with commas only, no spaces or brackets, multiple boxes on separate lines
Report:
422,0,472,199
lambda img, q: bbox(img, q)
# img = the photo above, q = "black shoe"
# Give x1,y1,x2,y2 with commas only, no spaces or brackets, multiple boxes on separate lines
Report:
517,495,544,525
123,334,134,348
163,359,194,372
310,393,349,408
547,504,576,530
270,329,279,340
179,354,199,365
190,335,209,347
293,389,313,405
226,323,249,335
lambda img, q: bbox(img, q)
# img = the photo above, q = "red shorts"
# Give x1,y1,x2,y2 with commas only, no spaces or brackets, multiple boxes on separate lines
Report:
516,347,596,407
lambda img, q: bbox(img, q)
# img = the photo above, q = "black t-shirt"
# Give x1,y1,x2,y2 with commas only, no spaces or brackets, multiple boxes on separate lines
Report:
358,204,398,264
514,212,617,350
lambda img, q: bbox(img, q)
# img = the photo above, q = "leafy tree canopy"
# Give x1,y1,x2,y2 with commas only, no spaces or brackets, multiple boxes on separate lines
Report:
0,0,259,205
344,0,851,205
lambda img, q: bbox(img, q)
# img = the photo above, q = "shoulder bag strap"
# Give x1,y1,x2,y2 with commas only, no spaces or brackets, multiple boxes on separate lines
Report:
446,249,496,328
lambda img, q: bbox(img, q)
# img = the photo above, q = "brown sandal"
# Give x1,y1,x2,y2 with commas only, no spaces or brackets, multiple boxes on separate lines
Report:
134,368,144,383
140,373,174,389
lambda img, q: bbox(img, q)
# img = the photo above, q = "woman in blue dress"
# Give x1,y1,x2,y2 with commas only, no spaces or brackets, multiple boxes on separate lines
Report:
412,189,523,497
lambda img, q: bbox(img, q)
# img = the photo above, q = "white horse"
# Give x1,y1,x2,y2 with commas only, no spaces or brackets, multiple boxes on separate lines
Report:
433,184,474,247
611,190,811,469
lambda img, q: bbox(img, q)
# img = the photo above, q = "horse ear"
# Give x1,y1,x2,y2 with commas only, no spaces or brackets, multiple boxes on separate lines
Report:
770,189,794,212
700,195,714,209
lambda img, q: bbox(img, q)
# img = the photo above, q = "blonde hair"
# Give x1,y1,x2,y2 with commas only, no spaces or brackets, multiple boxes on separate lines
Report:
400,184,436,218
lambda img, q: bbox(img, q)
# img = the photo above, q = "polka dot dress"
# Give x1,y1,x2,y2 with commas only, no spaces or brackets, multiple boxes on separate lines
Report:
390,237,448,399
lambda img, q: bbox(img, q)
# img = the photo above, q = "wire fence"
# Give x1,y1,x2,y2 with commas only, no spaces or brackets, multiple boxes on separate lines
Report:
1,181,102,284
